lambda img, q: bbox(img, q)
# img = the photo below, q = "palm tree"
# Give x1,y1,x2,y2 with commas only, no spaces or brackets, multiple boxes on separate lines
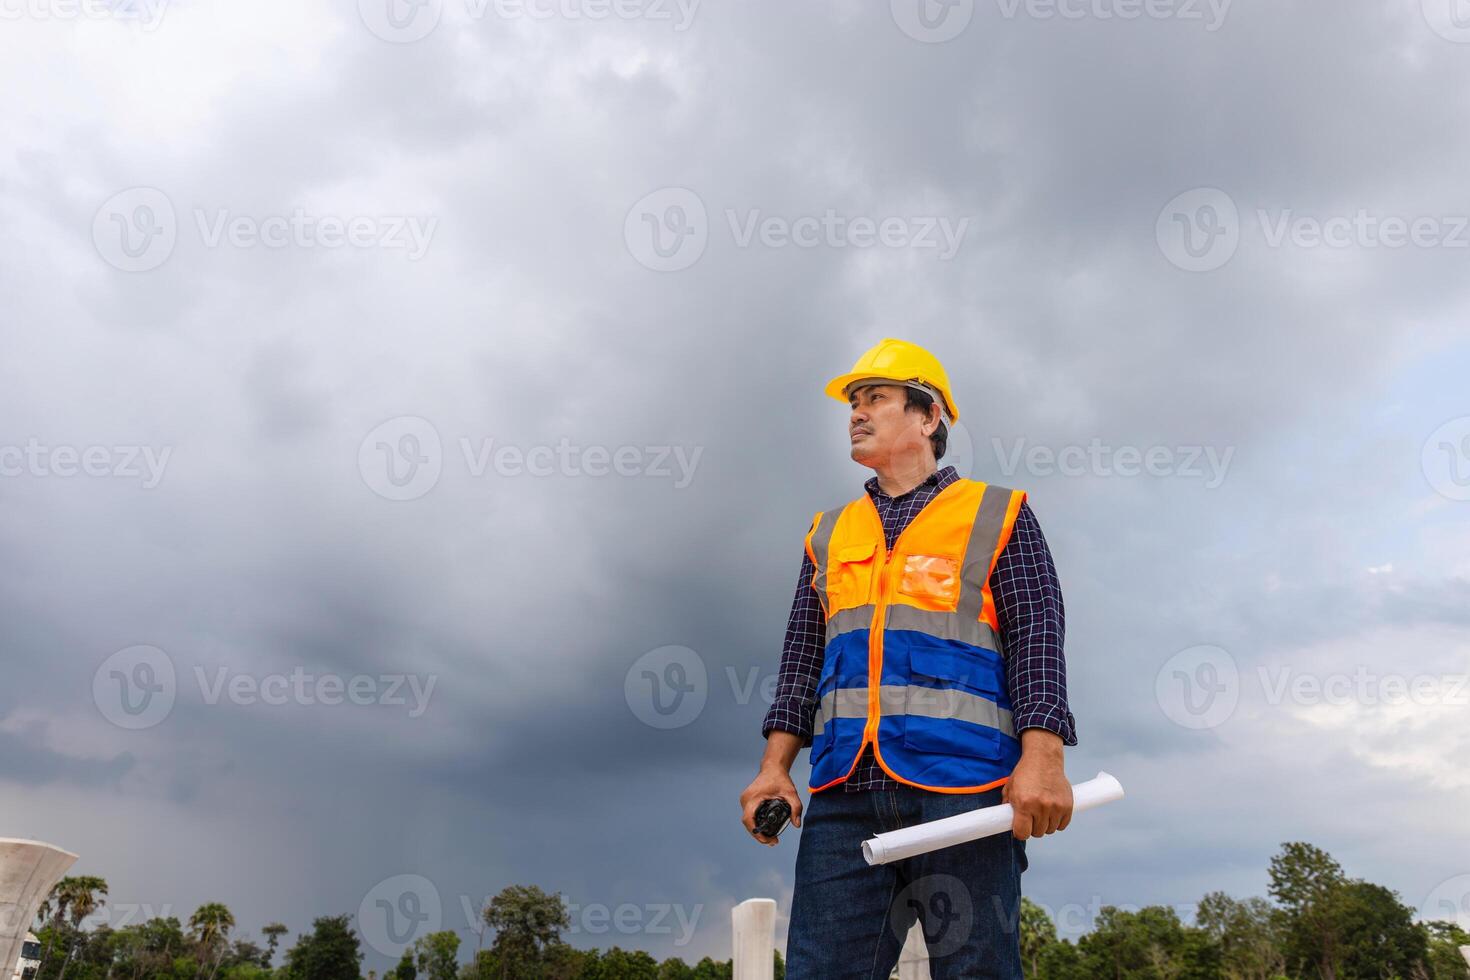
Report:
55,876,109,980
189,903,236,980
37,879,72,969
261,923,288,968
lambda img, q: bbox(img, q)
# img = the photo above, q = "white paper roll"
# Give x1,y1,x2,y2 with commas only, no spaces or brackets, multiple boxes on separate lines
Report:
860,771,1125,866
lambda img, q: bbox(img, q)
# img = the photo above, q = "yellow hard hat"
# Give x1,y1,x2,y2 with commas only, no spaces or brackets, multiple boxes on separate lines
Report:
824,338,960,423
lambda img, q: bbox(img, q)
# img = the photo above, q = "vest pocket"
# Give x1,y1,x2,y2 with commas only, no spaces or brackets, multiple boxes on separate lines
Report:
897,553,961,607
830,540,877,606
902,643,1004,761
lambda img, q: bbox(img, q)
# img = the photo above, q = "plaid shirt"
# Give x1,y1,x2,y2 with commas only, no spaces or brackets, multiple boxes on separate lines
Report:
761,465,1077,792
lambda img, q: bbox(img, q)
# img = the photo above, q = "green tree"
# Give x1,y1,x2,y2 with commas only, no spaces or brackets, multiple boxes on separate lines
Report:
55,876,110,980
1329,881,1428,979
480,885,570,979
1076,905,1219,979
188,903,236,980
1019,897,1060,977
411,932,459,980
260,925,288,969
1268,842,1347,979
1424,920,1470,980
283,916,362,980
1195,891,1284,980
389,950,416,980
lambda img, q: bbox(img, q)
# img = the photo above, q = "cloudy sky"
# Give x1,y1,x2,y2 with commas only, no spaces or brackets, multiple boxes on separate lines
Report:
3,0,1470,966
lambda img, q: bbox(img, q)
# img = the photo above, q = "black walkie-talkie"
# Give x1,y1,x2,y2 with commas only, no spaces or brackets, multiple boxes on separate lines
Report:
753,798,793,838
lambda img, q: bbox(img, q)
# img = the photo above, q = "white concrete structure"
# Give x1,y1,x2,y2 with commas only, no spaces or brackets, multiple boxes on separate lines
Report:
895,920,930,979
731,898,776,980
1,840,78,980
1460,943,1470,967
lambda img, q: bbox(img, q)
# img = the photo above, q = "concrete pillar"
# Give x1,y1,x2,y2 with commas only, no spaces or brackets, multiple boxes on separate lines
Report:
731,898,776,980
1,839,78,980
1459,943,1470,967
895,918,930,979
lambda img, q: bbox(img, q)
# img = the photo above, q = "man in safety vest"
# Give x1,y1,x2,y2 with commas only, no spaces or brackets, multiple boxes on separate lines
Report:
739,338,1078,978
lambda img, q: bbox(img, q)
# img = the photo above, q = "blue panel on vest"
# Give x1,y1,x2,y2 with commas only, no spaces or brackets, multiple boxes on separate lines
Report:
820,629,871,691
879,630,1009,708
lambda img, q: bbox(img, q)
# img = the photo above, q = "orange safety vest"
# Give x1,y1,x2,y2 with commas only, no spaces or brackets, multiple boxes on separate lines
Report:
804,478,1027,793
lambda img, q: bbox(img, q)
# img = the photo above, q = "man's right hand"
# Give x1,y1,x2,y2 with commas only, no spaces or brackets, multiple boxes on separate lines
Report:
740,762,803,846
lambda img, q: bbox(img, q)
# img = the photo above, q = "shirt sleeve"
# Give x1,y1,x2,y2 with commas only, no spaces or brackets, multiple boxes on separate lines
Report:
992,501,1078,746
761,547,825,748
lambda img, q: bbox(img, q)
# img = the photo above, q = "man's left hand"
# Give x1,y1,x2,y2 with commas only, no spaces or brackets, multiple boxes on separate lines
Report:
1002,729,1073,840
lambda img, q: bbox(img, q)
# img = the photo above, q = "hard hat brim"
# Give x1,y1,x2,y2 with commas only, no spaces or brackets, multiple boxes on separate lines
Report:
824,370,960,423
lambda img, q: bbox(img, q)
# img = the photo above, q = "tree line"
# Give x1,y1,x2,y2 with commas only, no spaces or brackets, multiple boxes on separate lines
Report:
26,842,1469,979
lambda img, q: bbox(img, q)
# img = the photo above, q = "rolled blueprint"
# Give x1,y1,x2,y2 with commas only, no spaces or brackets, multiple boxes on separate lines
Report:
861,771,1125,866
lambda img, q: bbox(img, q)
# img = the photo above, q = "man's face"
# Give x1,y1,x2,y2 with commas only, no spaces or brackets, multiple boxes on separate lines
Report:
847,383,938,468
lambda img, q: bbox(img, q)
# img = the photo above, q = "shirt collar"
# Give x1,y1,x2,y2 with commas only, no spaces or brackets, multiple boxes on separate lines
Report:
864,464,958,502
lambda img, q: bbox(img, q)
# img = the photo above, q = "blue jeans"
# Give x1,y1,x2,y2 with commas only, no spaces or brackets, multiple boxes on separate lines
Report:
785,784,1026,979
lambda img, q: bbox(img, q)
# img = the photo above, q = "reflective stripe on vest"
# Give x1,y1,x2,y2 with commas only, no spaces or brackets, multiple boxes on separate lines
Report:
804,478,1027,794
